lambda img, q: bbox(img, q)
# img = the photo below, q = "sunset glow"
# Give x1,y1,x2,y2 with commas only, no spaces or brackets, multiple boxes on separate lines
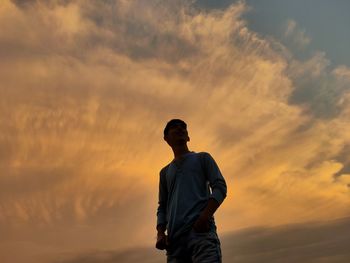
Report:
1,1,350,262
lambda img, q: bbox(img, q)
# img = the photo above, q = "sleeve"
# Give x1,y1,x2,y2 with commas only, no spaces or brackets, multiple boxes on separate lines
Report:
156,168,168,228
202,152,227,204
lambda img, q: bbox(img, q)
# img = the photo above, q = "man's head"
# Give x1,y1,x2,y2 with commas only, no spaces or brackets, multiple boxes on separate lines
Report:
163,119,190,147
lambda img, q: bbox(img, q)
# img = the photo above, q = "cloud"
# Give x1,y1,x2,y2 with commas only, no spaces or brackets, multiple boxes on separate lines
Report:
55,248,164,263
54,217,350,263
287,52,350,119
284,19,311,49
333,65,350,81
222,217,350,262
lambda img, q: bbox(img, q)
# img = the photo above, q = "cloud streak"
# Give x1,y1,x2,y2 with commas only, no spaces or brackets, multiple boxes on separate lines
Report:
284,19,311,49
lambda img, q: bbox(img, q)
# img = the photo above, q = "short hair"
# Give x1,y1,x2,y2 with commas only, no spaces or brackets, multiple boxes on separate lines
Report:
164,119,187,136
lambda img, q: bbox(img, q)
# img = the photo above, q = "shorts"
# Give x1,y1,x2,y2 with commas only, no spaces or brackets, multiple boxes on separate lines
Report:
166,229,222,263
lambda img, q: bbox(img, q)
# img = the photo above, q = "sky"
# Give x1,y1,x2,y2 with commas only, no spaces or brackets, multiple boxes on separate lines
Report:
0,0,350,262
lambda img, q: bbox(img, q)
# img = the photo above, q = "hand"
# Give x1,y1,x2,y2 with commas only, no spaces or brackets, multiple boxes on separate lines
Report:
193,214,210,233
155,231,168,250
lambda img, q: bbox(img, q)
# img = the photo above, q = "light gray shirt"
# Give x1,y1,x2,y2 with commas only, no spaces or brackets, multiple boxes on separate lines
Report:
157,151,227,241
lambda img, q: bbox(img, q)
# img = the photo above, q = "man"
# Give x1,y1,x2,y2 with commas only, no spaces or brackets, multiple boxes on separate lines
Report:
156,119,227,263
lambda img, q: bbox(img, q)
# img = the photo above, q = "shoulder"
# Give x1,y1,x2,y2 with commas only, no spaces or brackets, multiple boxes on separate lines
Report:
196,152,218,166
159,163,171,176
196,151,212,160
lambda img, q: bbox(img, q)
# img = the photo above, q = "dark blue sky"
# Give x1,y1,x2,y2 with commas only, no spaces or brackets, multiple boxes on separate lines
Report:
196,0,350,67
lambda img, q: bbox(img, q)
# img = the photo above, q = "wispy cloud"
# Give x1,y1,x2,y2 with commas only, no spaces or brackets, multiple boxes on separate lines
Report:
284,19,311,49
287,52,350,118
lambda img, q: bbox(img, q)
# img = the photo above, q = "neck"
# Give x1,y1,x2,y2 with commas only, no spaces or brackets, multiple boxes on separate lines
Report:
172,144,191,159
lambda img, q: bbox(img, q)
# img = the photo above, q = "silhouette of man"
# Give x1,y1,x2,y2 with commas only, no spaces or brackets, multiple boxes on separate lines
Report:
156,119,227,263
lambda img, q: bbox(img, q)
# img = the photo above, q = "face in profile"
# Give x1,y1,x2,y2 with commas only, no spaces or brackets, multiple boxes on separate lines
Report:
164,123,190,147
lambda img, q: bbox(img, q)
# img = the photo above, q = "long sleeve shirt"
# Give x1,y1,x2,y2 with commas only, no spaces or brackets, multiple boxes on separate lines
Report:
156,151,227,241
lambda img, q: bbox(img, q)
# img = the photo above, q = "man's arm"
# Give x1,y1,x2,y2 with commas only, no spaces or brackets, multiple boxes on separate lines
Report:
193,198,220,232
193,153,227,232
156,168,168,250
